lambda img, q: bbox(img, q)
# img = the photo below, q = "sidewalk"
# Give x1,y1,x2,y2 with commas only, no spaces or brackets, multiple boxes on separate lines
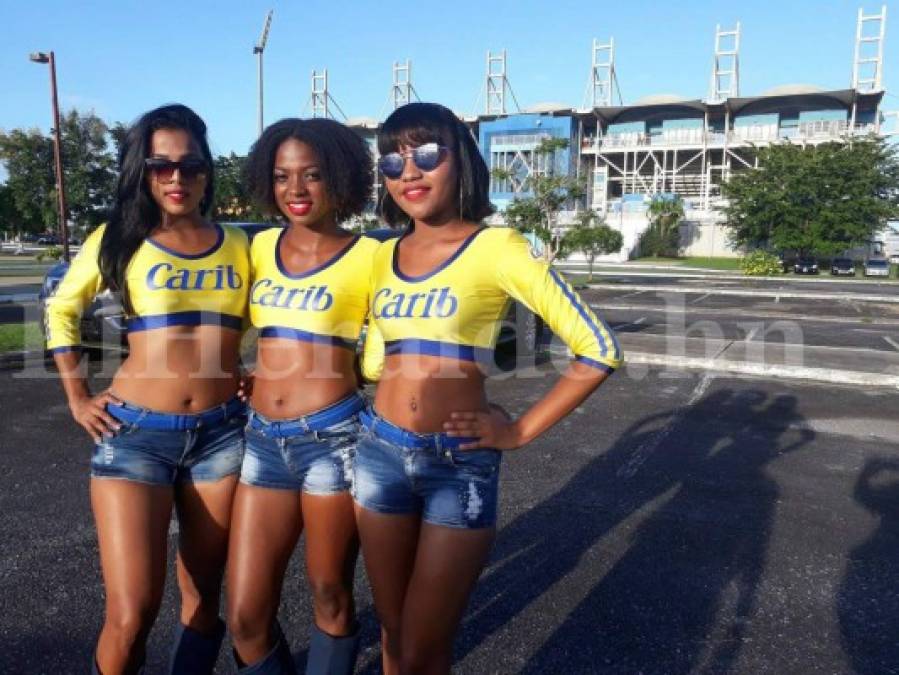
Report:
614,332,899,388
557,262,899,286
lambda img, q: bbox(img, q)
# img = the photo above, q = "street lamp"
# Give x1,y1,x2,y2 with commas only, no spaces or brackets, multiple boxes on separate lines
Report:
29,50,70,263
253,10,274,137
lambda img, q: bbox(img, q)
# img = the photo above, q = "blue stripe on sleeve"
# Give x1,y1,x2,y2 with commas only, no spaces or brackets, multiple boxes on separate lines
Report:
575,355,617,374
48,345,81,354
548,268,621,361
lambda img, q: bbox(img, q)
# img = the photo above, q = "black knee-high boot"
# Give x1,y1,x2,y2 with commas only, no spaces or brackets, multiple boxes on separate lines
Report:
236,622,296,674
305,622,360,675
168,618,226,675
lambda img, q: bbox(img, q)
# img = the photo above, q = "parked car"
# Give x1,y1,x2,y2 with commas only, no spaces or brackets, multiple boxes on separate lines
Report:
830,257,856,276
864,258,891,278
37,235,61,246
793,256,819,275
39,222,280,346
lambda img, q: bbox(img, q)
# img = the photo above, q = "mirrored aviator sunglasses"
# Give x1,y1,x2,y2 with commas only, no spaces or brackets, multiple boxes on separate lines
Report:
377,143,448,179
144,157,209,182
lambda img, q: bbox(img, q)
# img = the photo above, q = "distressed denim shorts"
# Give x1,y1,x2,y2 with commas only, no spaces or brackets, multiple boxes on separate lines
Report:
93,398,246,485
239,393,364,494
352,408,502,529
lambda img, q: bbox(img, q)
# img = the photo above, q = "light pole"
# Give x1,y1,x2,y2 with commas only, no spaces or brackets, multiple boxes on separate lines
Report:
29,50,70,263
254,10,274,137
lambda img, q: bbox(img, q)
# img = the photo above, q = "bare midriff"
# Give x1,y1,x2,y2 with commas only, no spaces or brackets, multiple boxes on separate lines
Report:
251,338,359,419
110,325,242,412
373,354,489,432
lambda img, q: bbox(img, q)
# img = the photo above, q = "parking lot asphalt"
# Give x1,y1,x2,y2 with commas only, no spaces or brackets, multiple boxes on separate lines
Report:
2,359,898,674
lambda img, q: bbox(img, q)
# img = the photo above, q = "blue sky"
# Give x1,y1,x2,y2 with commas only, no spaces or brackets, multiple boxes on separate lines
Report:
1,0,897,159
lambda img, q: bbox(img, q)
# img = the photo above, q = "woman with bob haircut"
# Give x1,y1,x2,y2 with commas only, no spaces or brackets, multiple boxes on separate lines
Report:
46,104,250,673
225,117,376,674
354,101,622,673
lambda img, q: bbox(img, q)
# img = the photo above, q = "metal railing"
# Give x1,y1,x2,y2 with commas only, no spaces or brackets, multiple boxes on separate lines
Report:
579,122,879,152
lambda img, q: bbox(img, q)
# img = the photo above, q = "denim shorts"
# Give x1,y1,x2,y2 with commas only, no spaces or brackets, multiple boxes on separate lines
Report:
93,398,246,485
352,408,502,529
239,393,364,494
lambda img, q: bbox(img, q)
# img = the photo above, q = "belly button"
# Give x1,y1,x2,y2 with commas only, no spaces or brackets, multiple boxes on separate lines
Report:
182,398,194,409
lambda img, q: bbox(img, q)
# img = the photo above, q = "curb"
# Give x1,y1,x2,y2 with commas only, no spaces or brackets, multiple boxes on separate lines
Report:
590,302,899,326
586,283,899,304
557,264,899,286
621,350,899,389
0,293,38,305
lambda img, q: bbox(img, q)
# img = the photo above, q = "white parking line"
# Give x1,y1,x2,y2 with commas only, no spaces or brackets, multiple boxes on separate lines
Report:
616,290,646,299
744,327,760,342
690,293,710,304
884,337,899,352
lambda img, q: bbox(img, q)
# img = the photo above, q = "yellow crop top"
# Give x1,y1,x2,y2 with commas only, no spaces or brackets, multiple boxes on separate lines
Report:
249,228,380,349
46,223,250,353
361,226,622,380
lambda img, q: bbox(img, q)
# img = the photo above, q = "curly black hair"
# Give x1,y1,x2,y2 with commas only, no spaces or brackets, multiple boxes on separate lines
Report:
246,118,373,223
377,102,494,227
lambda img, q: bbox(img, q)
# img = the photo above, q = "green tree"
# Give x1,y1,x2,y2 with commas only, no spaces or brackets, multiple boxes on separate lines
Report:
721,137,899,256
0,110,117,235
0,183,25,237
212,153,263,222
564,210,624,281
496,137,585,263
0,128,55,233
59,110,116,230
639,195,684,258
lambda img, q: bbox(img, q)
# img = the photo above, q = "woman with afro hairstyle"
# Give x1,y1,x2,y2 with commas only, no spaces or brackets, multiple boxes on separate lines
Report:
226,117,376,674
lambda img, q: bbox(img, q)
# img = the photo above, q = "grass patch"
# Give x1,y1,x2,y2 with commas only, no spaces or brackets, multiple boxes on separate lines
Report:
0,322,44,353
629,256,742,270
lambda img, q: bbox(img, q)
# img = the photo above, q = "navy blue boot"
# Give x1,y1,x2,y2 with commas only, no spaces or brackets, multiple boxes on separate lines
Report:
168,618,226,674
236,623,296,674
305,623,360,675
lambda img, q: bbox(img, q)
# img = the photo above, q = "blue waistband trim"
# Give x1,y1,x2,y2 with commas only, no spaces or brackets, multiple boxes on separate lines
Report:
126,311,243,332
248,393,365,437
383,338,494,363
107,396,245,431
259,326,357,350
359,407,477,451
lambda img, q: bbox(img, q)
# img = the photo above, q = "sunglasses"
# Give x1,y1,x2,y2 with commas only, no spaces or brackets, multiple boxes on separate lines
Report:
144,157,208,182
377,143,448,179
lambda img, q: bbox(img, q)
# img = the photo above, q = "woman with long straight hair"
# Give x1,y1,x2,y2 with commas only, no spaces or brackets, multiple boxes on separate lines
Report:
354,102,622,673
225,118,376,674
47,104,249,674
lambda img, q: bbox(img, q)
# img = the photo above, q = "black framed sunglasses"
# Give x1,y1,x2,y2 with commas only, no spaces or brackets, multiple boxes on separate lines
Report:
144,157,208,182
377,143,448,179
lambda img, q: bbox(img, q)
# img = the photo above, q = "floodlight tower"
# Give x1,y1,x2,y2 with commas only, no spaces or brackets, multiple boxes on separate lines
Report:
852,5,887,93
590,38,618,107
392,60,415,110
708,22,741,102
311,70,329,118
485,50,520,115
253,10,273,136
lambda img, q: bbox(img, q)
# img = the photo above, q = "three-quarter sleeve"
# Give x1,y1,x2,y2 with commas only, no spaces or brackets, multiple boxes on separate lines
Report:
45,226,105,352
495,229,622,373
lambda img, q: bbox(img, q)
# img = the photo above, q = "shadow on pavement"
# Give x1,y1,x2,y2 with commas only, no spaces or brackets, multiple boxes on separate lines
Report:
455,386,813,674
838,457,899,675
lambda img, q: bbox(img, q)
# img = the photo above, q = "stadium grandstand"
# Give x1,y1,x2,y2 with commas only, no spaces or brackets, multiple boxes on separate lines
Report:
318,7,894,260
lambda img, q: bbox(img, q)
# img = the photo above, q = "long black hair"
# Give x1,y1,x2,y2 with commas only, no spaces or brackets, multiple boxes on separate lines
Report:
245,117,373,223
377,102,494,226
99,104,214,313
